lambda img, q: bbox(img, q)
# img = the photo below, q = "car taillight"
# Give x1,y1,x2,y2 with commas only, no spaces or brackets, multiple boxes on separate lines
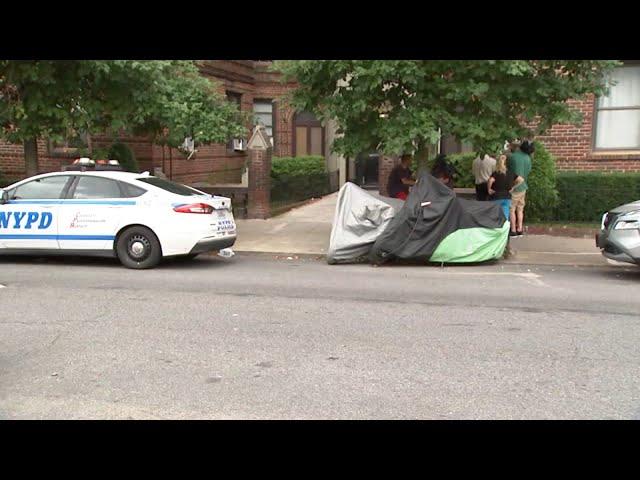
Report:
173,203,214,214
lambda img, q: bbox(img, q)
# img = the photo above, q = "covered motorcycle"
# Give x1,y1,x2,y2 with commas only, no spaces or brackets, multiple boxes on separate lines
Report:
369,171,509,264
327,182,404,264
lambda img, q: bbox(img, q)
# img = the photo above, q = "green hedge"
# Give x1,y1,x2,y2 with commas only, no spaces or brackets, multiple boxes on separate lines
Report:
271,156,330,203
555,172,640,222
271,156,326,176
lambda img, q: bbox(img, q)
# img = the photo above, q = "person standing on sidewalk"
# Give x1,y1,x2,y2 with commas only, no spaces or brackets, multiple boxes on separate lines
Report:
507,140,533,236
472,152,496,201
387,154,416,200
488,154,523,221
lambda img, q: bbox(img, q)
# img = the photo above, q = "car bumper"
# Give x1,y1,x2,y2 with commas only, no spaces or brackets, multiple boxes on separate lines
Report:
188,235,237,255
596,229,640,265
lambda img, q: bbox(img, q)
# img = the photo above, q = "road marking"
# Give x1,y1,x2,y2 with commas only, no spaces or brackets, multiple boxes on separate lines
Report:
268,223,289,234
517,251,600,256
439,271,548,287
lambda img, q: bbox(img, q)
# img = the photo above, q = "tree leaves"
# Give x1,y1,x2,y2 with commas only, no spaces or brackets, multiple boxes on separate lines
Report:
0,60,246,153
277,60,620,157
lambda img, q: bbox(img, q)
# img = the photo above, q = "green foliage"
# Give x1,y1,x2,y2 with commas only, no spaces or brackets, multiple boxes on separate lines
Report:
108,142,139,172
555,172,640,222
271,156,326,177
525,141,559,222
0,60,247,162
271,156,330,203
275,60,620,157
91,147,110,160
440,153,476,188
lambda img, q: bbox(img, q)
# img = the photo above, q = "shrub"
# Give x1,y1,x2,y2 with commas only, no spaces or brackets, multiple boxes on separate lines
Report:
108,142,139,172
271,156,326,177
271,156,330,203
446,152,476,188
555,172,640,222
525,141,559,222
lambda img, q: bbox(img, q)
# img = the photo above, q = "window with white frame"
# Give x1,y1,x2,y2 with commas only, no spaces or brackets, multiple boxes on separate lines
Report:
594,65,640,150
253,99,274,146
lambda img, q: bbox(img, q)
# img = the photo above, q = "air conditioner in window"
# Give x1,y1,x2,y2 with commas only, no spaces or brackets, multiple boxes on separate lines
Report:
233,138,246,151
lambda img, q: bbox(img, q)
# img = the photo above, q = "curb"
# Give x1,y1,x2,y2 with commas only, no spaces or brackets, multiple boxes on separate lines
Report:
525,226,599,239
229,250,613,268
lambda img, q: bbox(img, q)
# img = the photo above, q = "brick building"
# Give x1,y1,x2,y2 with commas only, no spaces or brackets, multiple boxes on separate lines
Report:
0,60,343,187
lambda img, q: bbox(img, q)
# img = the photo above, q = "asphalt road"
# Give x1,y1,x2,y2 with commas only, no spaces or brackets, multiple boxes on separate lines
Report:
1,253,639,419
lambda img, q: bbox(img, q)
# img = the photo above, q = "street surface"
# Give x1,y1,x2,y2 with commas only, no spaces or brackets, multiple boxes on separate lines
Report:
1,253,639,419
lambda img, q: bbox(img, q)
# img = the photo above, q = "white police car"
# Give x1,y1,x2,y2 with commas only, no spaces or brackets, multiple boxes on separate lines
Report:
0,162,236,269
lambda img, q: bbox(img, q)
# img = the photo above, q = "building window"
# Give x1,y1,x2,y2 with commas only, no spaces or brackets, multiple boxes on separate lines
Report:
253,99,275,146
48,131,91,157
293,111,324,157
594,64,640,150
226,91,243,151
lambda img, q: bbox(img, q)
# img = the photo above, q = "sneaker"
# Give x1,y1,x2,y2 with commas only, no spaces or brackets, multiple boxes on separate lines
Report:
517,231,524,236
509,231,519,237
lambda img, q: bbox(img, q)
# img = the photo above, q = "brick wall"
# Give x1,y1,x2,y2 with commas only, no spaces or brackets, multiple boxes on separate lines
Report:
537,95,640,172
247,146,271,219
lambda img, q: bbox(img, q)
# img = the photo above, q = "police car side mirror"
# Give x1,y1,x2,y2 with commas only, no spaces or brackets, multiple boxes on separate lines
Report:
0,189,8,205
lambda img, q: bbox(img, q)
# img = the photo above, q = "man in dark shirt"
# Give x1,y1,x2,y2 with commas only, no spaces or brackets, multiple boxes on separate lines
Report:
387,154,416,200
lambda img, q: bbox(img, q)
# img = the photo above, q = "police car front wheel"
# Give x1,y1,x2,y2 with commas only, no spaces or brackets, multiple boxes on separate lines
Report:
116,226,162,269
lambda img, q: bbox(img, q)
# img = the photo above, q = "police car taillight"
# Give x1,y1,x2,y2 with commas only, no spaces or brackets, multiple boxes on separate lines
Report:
173,203,214,214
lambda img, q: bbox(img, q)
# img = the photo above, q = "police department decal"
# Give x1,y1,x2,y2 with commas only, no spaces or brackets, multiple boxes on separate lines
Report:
69,211,107,229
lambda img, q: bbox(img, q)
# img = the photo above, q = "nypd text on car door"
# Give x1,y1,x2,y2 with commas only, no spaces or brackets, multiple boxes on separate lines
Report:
0,175,73,250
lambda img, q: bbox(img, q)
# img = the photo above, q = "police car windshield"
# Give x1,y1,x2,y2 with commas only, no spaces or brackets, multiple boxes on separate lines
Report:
136,178,203,196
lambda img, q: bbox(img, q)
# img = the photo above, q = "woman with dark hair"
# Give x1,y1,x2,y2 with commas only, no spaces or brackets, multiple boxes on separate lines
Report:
431,154,456,189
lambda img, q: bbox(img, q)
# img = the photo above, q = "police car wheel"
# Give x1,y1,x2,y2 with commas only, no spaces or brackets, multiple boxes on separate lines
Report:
116,226,162,269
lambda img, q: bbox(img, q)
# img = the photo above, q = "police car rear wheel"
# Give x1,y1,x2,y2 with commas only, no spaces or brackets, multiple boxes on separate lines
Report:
116,226,162,269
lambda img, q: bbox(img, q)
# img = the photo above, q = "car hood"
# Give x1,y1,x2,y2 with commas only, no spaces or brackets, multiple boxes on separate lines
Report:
610,200,640,215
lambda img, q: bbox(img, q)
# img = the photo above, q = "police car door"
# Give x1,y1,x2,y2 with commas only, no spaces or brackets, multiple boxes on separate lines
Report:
57,175,129,251
0,175,73,250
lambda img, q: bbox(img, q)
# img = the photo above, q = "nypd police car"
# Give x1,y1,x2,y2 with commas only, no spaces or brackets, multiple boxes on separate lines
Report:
0,161,236,269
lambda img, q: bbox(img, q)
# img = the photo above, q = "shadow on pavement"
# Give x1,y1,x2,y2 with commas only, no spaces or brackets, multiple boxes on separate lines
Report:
0,254,234,271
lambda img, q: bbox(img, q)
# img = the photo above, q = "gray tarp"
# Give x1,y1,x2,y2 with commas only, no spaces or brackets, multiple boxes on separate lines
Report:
327,182,404,264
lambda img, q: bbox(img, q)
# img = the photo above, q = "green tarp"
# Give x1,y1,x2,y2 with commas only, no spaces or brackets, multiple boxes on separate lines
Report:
430,222,510,263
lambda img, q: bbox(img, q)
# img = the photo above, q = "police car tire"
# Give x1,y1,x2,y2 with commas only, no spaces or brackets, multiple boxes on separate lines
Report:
116,226,162,269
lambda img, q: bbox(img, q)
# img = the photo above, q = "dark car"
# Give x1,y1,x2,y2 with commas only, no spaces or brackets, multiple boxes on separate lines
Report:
596,200,640,266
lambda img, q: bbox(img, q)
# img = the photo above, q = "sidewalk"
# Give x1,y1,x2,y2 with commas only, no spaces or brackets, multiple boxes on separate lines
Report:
233,192,610,267
234,193,336,255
